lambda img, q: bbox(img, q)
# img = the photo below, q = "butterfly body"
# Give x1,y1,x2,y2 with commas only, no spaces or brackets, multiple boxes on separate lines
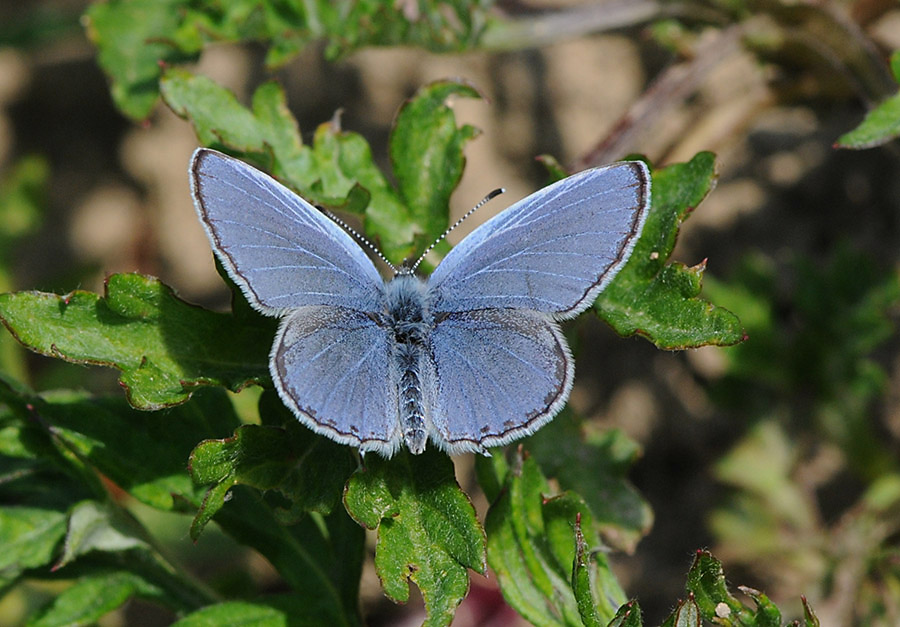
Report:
190,149,650,457
384,273,432,454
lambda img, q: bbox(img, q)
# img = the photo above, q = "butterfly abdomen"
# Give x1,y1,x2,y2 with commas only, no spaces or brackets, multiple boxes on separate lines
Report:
385,274,432,454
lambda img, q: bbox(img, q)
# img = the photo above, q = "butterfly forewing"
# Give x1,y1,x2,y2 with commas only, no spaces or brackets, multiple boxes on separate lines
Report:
190,149,385,314
427,162,650,319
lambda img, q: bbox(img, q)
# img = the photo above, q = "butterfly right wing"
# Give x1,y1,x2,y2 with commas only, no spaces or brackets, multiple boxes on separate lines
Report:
271,305,401,457
427,162,649,319
190,148,385,314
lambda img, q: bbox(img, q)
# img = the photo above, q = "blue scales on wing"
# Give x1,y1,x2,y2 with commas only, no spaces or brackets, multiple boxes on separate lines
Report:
428,162,650,319
191,149,385,314
425,162,650,451
271,306,400,456
427,308,572,454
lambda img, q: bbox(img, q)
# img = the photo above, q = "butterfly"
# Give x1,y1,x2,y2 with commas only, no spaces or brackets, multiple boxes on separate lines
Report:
190,149,650,457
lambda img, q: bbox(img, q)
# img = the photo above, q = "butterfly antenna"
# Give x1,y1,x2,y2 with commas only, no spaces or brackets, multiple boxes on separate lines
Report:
410,188,505,272
321,208,398,273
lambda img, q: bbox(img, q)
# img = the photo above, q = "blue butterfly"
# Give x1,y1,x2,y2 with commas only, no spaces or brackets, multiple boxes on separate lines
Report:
190,149,650,457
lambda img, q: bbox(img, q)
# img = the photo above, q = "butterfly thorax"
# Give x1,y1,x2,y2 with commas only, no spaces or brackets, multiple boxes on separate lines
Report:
385,274,432,454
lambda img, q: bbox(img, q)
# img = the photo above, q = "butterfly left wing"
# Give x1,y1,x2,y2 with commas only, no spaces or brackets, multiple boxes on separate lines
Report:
427,162,650,319
271,305,401,457
427,308,572,454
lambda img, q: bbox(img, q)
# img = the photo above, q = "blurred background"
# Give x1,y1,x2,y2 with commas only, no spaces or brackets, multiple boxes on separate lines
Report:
1,0,899,625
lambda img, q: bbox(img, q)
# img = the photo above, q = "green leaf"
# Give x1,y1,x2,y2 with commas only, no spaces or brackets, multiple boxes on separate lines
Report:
343,448,485,626
660,595,701,627
737,587,782,627
27,570,165,627
38,388,240,511
86,1,494,119
835,50,900,149
161,69,414,260
188,392,355,539
83,0,197,120
685,550,753,624
0,506,66,587
204,487,363,626
480,450,625,627
525,409,652,553
0,273,274,409
595,152,744,349
389,80,482,257
172,601,287,627
57,501,150,569
608,600,643,627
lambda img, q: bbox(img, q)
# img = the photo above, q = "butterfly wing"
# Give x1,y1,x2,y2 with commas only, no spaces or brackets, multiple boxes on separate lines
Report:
427,162,650,319
190,148,385,314
425,163,649,452
191,149,399,453
272,305,400,456
427,308,572,454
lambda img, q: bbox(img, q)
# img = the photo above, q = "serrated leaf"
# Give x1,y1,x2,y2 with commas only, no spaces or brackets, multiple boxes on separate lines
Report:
608,600,643,627
0,506,66,587
188,392,355,539
0,273,274,409
595,152,744,349
27,570,165,627
836,50,900,149
389,80,482,256
525,408,651,553
480,450,624,627
343,448,485,627
685,550,753,624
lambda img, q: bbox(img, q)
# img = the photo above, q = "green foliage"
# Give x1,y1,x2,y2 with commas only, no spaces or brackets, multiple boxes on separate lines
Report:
524,409,652,554
596,152,744,349
476,449,627,626
836,50,900,149
344,449,486,625
85,0,495,120
704,247,900,625
706,248,900,479
0,273,275,410
0,155,47,382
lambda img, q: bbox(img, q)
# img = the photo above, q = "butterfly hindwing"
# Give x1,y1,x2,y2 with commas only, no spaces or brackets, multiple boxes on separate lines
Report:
271,305,401,456
428,308,573,454
190,149,385,314
427,162,650,319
